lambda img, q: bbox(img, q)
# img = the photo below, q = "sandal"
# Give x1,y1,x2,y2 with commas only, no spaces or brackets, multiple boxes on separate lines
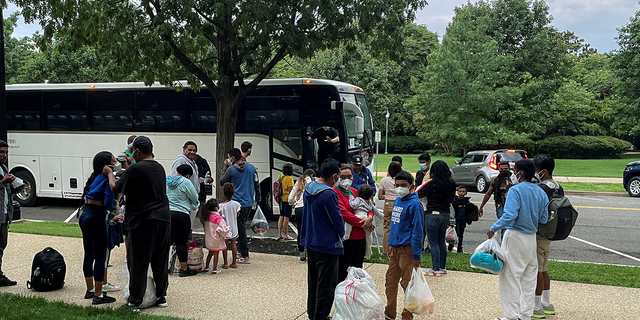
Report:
230,264,238,268
283,235,294,240
221,264,229,269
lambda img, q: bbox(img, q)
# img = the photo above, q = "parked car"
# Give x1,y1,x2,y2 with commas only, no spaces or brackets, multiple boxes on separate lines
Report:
623,161,640,197
450,149,527,192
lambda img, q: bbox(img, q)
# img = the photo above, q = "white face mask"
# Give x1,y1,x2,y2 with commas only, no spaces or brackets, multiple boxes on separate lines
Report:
511,172,521,185
395,187,411,198
339,178,353,189
114,162,122,172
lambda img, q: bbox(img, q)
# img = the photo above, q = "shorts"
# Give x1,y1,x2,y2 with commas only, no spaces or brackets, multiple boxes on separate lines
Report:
280,201,293,218
536,236,551,272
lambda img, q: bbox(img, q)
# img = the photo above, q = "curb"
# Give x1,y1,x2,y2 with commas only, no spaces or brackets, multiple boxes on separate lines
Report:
564,190,629,197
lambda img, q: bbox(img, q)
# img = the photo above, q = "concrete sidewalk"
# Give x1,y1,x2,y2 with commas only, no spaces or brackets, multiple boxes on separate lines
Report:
1,232,639,319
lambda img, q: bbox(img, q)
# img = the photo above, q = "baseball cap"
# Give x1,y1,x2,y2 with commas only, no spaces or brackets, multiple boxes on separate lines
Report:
352,155,363,165
132,135,153,154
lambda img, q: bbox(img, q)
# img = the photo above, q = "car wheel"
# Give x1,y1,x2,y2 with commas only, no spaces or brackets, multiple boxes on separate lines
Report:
476,175,488,193
627,177,640,197
13,170,37,207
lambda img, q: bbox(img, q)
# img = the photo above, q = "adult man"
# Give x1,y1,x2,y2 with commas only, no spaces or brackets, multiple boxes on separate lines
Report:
308,126,340,167
299,159,343,320
219,148,260,264
195,154,213,203
0,140,18,287
532,154,562,319
351,155,376,193
104,136,171,310
240,141,253,161
171,141,200,194
479,161,514,239
415,153,431,186
384,171,423,320
488,159,548,320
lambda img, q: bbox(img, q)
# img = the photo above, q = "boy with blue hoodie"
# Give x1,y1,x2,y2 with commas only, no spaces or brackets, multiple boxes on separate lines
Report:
300,159,344,320
385,171,424,320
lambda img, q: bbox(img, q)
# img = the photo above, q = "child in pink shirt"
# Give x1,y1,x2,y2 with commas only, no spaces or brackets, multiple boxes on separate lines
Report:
198,198,232,274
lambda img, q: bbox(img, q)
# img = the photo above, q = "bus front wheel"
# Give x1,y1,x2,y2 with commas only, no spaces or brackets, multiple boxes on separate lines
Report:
13,170,37,207
260,180,276,221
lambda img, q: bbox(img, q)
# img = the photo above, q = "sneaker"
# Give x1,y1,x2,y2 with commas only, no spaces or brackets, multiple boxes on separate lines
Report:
203,268,213,273
102,283,120,292
84,291,95,299
425,269,441,277
300,252,306,262
156,296,168,308
238,256,250,264
0,275,17,287
120,303,141,313
457,247,463,253
107,262,113,267
179,268,198,277
533,307,546,318
542,303,556,315
435,269,447,275
92,293,116,305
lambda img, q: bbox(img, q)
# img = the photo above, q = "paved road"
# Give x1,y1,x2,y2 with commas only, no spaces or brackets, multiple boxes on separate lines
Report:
17,192,640,267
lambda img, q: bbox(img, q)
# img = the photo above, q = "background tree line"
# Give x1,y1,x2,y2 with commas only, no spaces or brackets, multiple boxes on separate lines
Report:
5,0,640,158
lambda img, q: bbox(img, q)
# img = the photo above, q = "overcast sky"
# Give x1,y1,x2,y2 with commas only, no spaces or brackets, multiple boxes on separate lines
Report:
5,0,640,53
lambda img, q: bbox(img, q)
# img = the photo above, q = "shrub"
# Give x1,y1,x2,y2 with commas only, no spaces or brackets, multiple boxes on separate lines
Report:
536,136,631,159
386,135,432,153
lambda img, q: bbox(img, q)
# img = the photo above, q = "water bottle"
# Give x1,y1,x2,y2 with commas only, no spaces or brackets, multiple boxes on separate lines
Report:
205,171,211,184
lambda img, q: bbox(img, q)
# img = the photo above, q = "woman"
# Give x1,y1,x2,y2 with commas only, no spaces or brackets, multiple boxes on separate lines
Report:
166,164,200,277
80,151,117,304
333,165,374,281
417,160,456,276
289,169,315,262
377,161,402,255
278,162,295,240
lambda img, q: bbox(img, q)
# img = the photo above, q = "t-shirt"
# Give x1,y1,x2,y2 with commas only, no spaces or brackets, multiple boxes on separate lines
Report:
379,176,398,201
416,178,456,213
281,175,294,202
489,176,514,209
311,127,340,154
115,160,171,231
219,200,241,238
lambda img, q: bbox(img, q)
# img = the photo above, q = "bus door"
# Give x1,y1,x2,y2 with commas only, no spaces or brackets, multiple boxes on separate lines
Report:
269,127,305,217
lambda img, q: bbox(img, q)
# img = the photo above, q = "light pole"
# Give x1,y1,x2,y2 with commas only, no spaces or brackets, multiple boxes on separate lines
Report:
384,111,390,155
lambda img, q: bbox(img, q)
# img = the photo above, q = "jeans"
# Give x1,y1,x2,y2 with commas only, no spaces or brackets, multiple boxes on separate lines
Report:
237,207,252,257
307,249,340,320
425,212,450,271
496,208,506,241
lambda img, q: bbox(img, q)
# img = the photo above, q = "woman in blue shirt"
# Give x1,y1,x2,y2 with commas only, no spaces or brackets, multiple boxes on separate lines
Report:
80,151,117,305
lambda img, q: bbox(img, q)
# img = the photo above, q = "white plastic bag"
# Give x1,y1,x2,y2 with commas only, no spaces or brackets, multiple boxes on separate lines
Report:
250,207,269,235
473,236,504,262
404,268,435,315
346,267,376,291
445,226,457,244
470,236,505,274
122,266,157,309
333,275,384,320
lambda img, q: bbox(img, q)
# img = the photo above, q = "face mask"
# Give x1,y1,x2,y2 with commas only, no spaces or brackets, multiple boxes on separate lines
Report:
339,179,352,189
114,162,122,172
419,163,428,171
535,170,546,181
500,170,510,178
511,172,521,185
395,187,410,198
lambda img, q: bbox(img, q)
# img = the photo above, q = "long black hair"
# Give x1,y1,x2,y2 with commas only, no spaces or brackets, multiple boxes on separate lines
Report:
82,151,113,200
429,160,452,188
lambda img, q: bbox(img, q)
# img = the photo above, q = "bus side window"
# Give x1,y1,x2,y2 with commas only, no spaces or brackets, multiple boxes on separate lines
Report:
7,91,42,130
89,91,135,131
43,91,88,131
190,89,217,132
136,90,186,131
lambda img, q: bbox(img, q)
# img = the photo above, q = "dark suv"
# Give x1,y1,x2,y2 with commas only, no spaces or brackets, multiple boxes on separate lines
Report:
450,149,527,192
623,161,640,197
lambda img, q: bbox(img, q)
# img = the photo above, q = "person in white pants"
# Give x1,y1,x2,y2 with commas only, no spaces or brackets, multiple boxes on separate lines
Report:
487,159,549,320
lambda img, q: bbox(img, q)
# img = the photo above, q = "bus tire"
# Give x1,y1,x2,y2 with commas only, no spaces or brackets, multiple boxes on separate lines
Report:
13,170,37,207
260,180,276,221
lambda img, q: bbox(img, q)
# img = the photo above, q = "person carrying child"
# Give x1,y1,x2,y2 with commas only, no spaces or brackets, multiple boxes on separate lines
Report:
450,186,470,253
219,182,241,269
198,199,232,274
348,184,384,259
384,171,423,320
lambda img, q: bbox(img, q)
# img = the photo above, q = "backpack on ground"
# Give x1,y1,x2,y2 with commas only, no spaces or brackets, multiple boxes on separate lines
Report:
27,247,66,291
273,174,283,204
538,182,578,241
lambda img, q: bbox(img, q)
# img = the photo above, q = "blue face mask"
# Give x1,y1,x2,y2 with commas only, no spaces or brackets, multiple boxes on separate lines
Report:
419,163,428,171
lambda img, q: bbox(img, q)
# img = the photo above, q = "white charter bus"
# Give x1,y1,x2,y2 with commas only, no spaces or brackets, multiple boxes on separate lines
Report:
5,78,375,219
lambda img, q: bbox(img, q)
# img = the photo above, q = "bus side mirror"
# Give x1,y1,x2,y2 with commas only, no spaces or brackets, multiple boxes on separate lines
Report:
355,116,364,139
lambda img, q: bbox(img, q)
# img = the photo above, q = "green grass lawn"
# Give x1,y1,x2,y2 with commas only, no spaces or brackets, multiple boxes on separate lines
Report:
366,248,640,288
371,153,640,178
0,293,185,320
560,182,627,193
9,221,82,238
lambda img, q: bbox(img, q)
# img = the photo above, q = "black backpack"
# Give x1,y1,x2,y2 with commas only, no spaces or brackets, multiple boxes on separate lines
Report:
538,181,578,241
27,247,66,291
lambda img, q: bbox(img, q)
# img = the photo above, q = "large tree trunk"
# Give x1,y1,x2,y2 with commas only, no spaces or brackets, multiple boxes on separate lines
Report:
215,97,238,200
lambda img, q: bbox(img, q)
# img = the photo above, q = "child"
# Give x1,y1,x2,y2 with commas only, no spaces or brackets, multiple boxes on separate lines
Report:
219,182,240,269
278,162,295,240
450,186,471,253
198,198,232,274
348,184,384,259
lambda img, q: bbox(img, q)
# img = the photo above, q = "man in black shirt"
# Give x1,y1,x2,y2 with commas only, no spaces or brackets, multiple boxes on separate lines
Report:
104,136,171,310
195,154,212,203
309,126,340,167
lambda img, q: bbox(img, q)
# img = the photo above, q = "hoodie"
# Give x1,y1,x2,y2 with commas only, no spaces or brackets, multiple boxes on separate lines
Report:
219,161,261,207
300,181,345,255
166,175,199,214
171,154,200,193
388,192,424,260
